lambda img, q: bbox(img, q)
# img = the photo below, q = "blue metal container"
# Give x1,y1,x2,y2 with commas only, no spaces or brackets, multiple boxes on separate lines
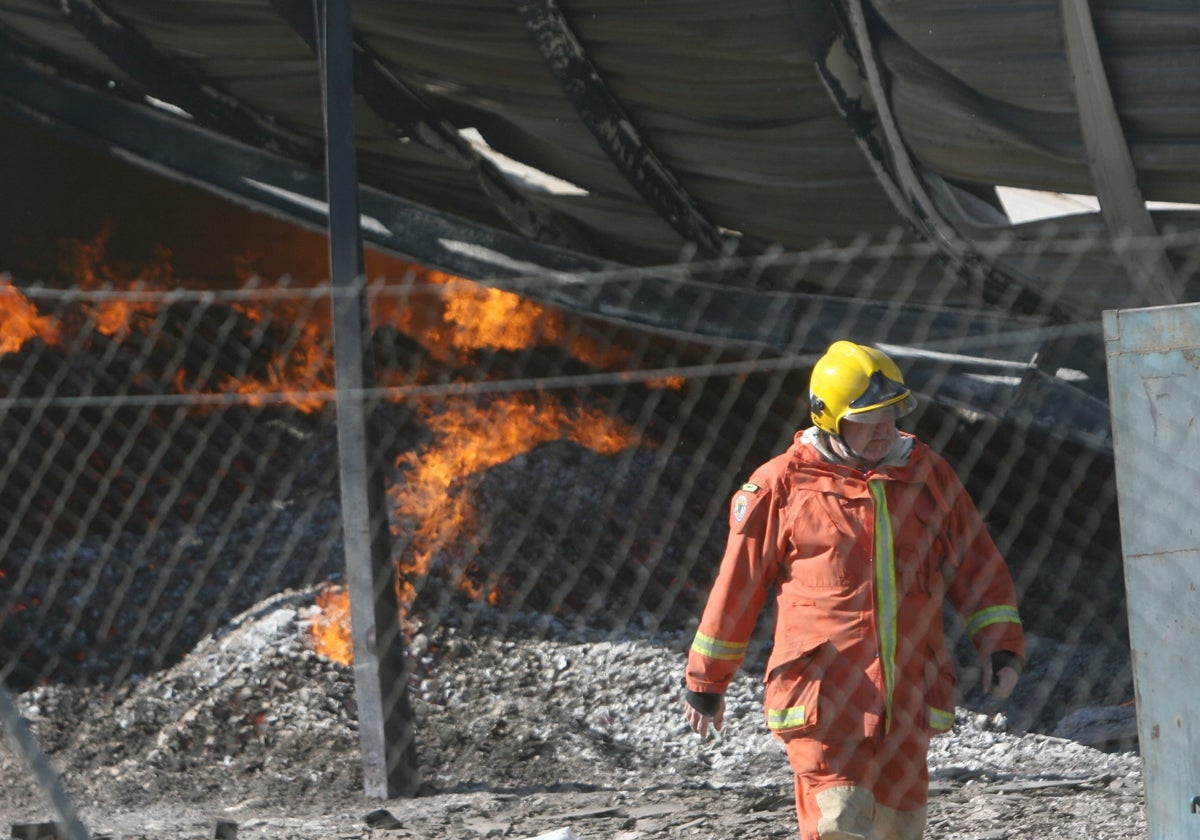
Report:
1104,302,1200,840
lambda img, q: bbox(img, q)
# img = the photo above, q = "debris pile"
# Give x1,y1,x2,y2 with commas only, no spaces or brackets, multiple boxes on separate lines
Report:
1,588,1145,839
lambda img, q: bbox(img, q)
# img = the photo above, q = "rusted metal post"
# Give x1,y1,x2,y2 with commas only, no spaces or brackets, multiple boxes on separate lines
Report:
317,0,418,798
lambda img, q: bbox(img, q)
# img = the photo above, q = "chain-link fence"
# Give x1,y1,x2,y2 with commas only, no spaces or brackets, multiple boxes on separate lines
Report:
0,224,1188,834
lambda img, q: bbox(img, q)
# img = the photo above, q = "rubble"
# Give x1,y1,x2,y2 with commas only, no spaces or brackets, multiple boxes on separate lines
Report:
0,589,1146,839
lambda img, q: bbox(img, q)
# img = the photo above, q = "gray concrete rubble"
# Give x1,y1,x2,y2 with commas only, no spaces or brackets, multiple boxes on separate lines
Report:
1,590,1146,839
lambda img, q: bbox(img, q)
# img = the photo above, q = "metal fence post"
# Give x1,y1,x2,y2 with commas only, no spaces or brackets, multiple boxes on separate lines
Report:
0,682,91,840
317,0,419,799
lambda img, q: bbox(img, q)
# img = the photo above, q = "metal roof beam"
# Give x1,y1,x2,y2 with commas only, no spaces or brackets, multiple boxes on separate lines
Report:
825,0,1072,319
1060,0,1180,305
269,0,580,249
513,0,733,257
58,0,316,162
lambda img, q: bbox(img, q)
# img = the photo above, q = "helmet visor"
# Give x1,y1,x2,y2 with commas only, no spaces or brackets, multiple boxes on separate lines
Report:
843,371,916,424
842,395,917,425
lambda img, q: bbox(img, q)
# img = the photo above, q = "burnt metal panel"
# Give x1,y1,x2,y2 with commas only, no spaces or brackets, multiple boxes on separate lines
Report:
0,7,1116,450
514,0,732,256
3,0,1200,314
790,0,1074,322
1103,301,1200,840
59,0,315,161
270,0,580,248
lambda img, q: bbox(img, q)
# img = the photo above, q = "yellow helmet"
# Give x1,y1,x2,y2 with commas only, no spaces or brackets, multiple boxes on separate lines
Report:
809,341,916,435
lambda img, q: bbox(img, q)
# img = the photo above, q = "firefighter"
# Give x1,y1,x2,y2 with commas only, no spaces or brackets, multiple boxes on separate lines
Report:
682,340,1025,840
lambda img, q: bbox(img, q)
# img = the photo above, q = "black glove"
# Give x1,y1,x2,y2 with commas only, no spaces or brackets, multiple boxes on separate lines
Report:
991,650,1023,680
684,688,722,717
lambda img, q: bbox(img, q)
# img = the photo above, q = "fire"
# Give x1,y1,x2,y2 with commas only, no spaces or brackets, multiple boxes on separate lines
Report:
3,228,662,667
55,231,338,412
440,277,560,352
391,395,635,578
395,272,685,388
60,229,168,337
226,310,332,413
307,275,669,664
307,393,638,666
0,279,60,354
310,585,353,665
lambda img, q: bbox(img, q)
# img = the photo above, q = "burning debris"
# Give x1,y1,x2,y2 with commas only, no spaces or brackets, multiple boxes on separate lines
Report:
0,280,59,351
0,231,1146,839
0,232,713,691
389,395,641,607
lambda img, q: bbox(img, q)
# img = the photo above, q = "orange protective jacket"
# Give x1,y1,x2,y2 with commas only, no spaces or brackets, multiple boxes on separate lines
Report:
685,429,1025,739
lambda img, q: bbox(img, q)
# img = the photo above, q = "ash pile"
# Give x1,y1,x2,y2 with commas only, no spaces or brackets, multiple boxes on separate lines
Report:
0,588,1146,840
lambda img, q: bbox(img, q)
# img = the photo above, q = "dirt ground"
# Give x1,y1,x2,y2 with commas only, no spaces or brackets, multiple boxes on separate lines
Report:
1,589,1147,840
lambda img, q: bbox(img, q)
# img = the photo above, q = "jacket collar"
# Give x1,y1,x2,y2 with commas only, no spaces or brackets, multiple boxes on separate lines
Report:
798,426,915,472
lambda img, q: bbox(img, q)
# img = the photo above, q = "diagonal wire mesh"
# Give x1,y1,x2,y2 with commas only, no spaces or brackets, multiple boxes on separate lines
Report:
0,223,1190,834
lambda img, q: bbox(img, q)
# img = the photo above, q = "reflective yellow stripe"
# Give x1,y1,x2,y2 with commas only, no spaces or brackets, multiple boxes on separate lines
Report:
868,479,897,733
767,705,807,730
690,631,747,661
929,706,955,732
966,605,1022,639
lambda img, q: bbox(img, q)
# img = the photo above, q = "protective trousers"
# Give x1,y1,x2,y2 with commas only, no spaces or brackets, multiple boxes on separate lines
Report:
785,734,929,840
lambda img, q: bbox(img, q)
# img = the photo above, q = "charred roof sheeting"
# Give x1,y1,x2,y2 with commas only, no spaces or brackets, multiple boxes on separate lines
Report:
57,0,317,161
514,0,733,257
0,0,910,264
874,0,1200,202
268,0,584,249
0,0,1198,319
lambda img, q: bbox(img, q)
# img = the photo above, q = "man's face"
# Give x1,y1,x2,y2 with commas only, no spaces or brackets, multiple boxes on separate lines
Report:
839,412,897,463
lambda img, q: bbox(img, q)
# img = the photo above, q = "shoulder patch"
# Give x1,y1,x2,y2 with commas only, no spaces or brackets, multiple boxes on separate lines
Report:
730,483,771,533
733,492,751,523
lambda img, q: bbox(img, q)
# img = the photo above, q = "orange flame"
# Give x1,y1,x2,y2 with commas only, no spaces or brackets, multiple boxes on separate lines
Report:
390,272,683,390
31,233,664,664
439,277,561,352
390,394,635,601
50,232,338,412
1,228,668,668
227,308,332,413
308,394,638,665
307,272,678,663
61,229,169,337
90,295,154,337
0,280,60,354
309,585,353,665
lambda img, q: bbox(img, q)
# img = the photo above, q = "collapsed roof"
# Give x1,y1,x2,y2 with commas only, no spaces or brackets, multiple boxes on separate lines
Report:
2,0,1198,448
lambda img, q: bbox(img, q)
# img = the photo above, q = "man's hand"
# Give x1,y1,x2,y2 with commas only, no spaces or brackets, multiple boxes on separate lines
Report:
982,660,1020,699
684,695,725,739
